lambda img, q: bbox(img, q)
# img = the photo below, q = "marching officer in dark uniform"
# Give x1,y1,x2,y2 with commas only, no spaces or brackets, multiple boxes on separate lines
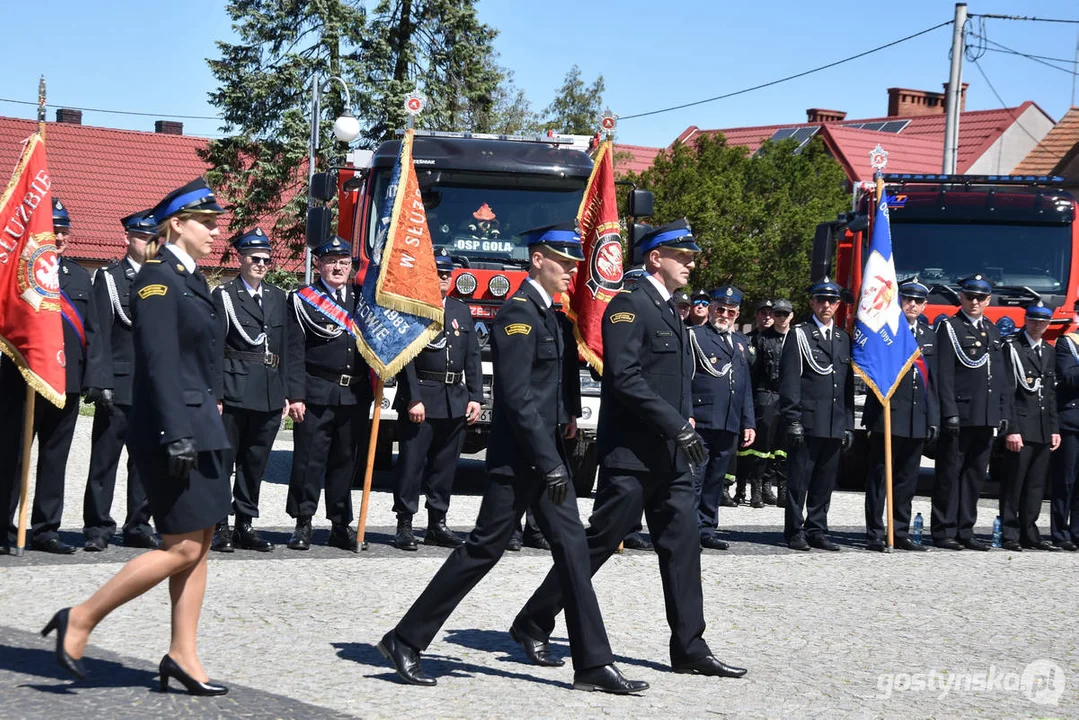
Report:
379,222,647,694
741,298,792,508
689,286,755,549
512,219,747,680
285,237,372,552
779,279,854,551
932,274,1009,551
0,198,94,554
392,248,483,551
210,228,288,553
1051,326,1079,550
81,209,160,551
999,302,1060,551
862,280,939,552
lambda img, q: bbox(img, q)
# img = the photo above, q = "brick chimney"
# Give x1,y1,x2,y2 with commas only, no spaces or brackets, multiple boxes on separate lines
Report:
55,108,82,125
806,108,847,123
887,83,967,117
154,120,183,135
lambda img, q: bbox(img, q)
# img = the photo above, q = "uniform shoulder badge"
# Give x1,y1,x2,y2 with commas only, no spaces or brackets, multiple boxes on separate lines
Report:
512,296,528,302
504,323,531,336
137,283,168,299
609,312,635,324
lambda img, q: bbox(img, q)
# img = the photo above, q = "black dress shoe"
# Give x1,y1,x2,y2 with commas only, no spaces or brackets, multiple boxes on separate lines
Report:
287,519,312,551
233,521,274,552
1025,540,1061,551
83,536,108,552
523,534,550,551
395,519,418,551
700,535,730,550
573,663,649,694
933,538,964,550
327,524,359,552
41,608,86,679
424,518,464,548
895,537,928,552
866,540,886,553
506,530,523,552
808,535,840,551
31,537,76,555
377,630,436,686
509,622,564,667
961,537,990,551
211,521,233,553
123,532,162,550
673,655,748,678
1056,541,1078,552
622,532,654,551
788,535,810,551
158,654,228,696
1002,539,1023,552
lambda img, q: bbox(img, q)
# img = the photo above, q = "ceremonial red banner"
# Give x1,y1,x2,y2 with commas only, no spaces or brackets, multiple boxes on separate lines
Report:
0,133,65,408
562,140,624,374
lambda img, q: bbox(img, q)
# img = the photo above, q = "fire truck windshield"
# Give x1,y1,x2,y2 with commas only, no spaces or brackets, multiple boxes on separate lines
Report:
366,169,586,267
891,222,1072,299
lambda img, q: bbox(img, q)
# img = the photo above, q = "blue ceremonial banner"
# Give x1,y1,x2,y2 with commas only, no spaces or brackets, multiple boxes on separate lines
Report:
851,181,921,402
353,130,444,379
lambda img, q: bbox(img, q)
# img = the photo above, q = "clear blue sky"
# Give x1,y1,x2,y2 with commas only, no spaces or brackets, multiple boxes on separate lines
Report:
1,0,1076,148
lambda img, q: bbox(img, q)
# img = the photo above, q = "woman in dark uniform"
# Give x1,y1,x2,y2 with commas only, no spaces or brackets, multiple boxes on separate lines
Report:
41,178,232,695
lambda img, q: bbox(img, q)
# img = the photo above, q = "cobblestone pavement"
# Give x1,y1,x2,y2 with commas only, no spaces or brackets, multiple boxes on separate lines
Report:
1,416,1076,719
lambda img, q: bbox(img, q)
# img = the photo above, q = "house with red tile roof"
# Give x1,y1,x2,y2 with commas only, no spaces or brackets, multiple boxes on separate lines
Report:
1014,106,1079,189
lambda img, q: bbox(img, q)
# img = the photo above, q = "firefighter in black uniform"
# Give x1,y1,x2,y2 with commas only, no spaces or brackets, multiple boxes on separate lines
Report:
999,302,1060,551
210,228,288,553
932,274,1009,551
779,279,854,551
673,289,691,324
379,222,647,694
742,298,792,508
862,280,939,552
0,198,94,554
285,237,373,552
690,286,755,549
1051,325,1079,550
734,299,772,507
512,219,747,680
392,248,483,551
81,209,160,551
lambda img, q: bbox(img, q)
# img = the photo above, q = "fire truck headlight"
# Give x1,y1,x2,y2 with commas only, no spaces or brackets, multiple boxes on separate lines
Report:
455,272,478,296
488,274,511,298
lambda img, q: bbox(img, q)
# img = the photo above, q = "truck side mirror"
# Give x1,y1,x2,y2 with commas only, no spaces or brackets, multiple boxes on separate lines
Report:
627,189,654,218
305,207,333,249
629,222,652,266
310,171,337,202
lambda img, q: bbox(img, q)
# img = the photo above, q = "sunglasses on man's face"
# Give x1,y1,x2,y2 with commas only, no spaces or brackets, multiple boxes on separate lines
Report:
963,293,989,303
247,256,272,266
713,306,739,316
693,300,710,307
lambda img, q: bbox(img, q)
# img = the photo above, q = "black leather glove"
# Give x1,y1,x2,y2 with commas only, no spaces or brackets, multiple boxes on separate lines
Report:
841,430,853,451
674,423,706,467
926,425,939,443
97,388,115,413
998,419,1009,436
786,422,805,450
83,387,101,405
943,416,960,436
544,464,570,506
166,438,197,481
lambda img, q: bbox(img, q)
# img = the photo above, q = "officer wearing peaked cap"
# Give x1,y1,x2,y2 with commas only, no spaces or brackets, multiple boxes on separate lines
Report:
687,289,710,328
779,278,854,551
209,228,289,553
932,274,1010,551
672,289,692,323
81,208,161,551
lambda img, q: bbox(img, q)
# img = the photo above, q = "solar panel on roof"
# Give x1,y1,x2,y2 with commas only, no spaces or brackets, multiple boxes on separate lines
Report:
881,119,911,133
770,128,799,141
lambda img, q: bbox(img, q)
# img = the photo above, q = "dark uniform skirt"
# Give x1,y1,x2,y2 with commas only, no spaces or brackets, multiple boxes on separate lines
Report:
134,447,231,535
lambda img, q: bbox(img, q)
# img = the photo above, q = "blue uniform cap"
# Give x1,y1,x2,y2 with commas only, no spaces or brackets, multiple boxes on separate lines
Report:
711,285,744,306
435,247,455,272
959,274,993,294
636,218,701,254
1025,301,1052,320
313,236,351,258
233,227,272,254
52,197,71,230
150,177,225,225
120,208,156,235
899,277,929,300
522,221,585,262
808,277,843,300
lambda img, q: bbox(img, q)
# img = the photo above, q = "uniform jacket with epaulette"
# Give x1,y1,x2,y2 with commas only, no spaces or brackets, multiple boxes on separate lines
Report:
58,256,94,394
749,327,787,396
1054,333,1079,433
862,319,940,438
778,319,855,439
935,312,1009,427
84,258,136,403
690,322,755,434
1002,332,1058,443
212,277,288,413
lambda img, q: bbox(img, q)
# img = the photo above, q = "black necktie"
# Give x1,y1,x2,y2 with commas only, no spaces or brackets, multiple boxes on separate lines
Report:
822,327,830,341
667,298,679,318
1036,343,1042,360
724,331,732,348
335,289,344,306
254,292,262,308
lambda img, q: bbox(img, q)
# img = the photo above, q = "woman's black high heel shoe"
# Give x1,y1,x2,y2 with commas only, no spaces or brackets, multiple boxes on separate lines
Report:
158,654,228,696
40,608,87,680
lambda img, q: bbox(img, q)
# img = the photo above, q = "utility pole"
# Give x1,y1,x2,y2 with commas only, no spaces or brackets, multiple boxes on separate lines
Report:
942,2,968,174
1071,31,1078,107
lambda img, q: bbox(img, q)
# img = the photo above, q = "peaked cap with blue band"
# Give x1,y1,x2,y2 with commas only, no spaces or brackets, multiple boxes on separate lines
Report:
807,277,843,299
233,227,272,253
636,218,701,254
711,285,744,306
313,236,351,257
434,247,455,272
898,276,929,300
1025,300,1052,320
150,177,224,225
958,274,993,294
121,208,157,235
52,197,71,229
521,221,585,262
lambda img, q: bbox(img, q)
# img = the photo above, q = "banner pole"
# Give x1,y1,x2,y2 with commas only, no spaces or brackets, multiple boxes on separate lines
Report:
357,379,385,550
15,386,36,556
884,397,895,550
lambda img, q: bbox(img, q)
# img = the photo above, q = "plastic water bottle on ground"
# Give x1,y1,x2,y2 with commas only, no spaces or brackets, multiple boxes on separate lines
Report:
992,516,1003,548
912,513,924,545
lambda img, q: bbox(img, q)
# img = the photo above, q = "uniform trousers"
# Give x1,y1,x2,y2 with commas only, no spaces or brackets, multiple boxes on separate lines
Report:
932,426,993,542
694,428,738,538
784,437,841,540
740,390,780,485
223,406,282,519
514,467,712,666
865,435,923,541
287,403,365,525
82,403,153,541
999,440,1051,546
1050,432,1079,544
392,416,465,519
395,461,614,671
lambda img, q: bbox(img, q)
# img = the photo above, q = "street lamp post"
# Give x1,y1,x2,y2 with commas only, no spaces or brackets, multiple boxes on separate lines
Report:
306,75,361,284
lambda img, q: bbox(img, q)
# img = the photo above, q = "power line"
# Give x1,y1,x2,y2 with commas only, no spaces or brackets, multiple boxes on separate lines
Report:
971,13,1079,25
970,33,1078,76
0,96,221,121
620,20,953,121
985,46,1078,68
970,58,1043,146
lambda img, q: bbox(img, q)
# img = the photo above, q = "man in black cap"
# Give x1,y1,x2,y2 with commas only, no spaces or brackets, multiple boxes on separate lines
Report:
932,274,1009,551
0,198,95,554
999,302,1060,551
673,290,691,324
391,248,483,551
512,218,747,680
741,298,791,508
81,209,160,551
1051,322,1079,551
285,237,373,552
862,280,939,552
210,228,289,553
379,222,647,694
687,289,710,328
779,279,854,551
